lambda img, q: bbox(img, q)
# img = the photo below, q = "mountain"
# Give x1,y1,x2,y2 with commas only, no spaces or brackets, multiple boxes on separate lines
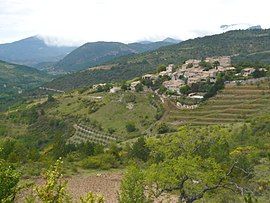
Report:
220,24,262,32
0,36,76,67
162,37,181,43
0,60,53,98
45,29,270,91
52,39,180,73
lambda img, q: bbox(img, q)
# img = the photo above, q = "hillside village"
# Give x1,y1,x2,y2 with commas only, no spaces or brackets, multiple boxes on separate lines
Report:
89,56,267,106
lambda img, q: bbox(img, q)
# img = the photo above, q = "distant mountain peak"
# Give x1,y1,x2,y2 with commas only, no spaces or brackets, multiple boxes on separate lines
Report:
162,37,181,44
220,24,262,32
0,36,77,67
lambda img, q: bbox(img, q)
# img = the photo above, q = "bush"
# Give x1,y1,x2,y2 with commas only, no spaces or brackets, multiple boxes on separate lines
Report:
119,165,147,203
128,137,150,162
123,93,136,103
81,154,118,170
0,160,20,202
180,85,191,95
126,123,137,132
157,123,170,134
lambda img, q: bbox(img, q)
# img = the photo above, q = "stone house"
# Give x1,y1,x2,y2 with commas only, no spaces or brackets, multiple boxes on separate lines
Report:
109,87,121,93
163,80,185,92
242,68,255,77
130,81,141,91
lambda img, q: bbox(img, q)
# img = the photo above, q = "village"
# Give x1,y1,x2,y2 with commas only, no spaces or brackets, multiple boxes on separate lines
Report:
88,56,267,108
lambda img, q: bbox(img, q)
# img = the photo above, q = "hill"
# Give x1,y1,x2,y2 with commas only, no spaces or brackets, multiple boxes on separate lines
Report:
53,39,180,72
0,60,53,110
0,36,76,67
46,29,270,91
167,79,270,126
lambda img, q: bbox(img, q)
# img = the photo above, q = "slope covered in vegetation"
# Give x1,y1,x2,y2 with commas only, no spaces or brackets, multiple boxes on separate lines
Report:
46,29,270,91
0,60,54,111
53,40,178,73
168,79,270,125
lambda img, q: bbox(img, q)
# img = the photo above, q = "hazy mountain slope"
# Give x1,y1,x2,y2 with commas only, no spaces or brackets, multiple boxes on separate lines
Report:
53,40,180,72
53,42,137,72
0,36,76,67
46,29,270,91
0,60,53,95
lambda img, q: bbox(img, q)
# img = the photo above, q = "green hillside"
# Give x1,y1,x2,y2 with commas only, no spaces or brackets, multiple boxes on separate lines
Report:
167,79,270,126
0,36,76,67
46,29,270,91
53,40,177,73
0,60,53,110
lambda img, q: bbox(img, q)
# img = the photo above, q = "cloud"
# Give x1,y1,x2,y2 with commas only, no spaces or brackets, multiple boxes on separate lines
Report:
0,0,270,45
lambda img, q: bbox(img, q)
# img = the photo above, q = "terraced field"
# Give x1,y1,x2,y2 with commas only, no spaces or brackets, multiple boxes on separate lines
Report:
68,124,121,145
167,80,270,126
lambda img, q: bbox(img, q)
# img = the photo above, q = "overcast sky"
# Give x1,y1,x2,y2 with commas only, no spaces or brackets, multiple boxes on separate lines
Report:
0,0,270,46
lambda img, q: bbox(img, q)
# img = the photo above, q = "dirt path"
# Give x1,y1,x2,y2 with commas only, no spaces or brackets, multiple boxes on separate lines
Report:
67,172,122,202
17,172,123,203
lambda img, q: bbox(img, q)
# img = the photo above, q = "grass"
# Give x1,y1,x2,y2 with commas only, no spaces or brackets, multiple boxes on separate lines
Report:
167,80,270,126
43,90,159,140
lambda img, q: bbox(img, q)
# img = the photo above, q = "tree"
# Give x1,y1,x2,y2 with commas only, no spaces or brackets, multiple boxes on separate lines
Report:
157,85,167,95
252,68,266,78
186,63,193,69
121,82,129,91
142,127,256,202
119,165,147,203
129,137,150,162
80,192,104,203
33,158,72,203
47,94,55,103
157,64,166,73
213,60,220,68
126,123,137,132
180,85,191,95
135,83,144,92
157,123,170,134
0,158,20,202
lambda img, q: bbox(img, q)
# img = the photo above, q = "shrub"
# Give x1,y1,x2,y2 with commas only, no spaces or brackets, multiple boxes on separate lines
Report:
126,123,137,132
118,165,147,203
81,154,118,170
157,123,170,134
0,159,21,202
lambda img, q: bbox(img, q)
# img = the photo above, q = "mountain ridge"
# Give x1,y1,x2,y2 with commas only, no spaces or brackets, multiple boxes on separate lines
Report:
45,29,270,91
0,36,77,67
52,39,181,72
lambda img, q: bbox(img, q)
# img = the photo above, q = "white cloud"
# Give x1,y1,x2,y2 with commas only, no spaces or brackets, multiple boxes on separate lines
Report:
0,0,270,45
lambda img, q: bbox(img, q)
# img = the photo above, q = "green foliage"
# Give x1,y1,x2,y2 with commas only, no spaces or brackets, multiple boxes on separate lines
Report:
213,60,220,68
157,123,170,134
157,64,166,73
31,158,71,203
80,192,105,203
180,85,191,95
47,94,55,103
46,29,270,91
54,41,174,73
186,63,193,69
128,137,150,162
119,165,147,203
199,60,213,69
252,68,267,78
0,158,20,202
81,153,118,170
121,82,129,91
135,83,144,92
123,93,136,103
126,123,137,133
203,76,225,100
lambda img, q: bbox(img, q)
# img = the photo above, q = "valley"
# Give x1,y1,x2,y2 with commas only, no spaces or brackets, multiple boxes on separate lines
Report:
0,28,270,203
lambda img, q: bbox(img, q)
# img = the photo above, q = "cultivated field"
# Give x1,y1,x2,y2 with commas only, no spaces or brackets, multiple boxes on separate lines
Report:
167,79,270,126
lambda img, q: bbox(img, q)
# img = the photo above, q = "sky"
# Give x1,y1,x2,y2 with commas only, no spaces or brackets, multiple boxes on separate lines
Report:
0,0,270,46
